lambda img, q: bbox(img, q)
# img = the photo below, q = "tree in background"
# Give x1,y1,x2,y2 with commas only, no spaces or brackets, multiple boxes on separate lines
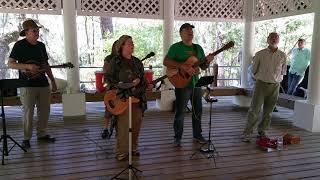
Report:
0,13,66,80
255,13,314,57
0,13,314,88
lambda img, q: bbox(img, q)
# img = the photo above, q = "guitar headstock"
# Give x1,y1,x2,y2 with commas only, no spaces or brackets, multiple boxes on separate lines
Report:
62,62,74,68
221,41,235,51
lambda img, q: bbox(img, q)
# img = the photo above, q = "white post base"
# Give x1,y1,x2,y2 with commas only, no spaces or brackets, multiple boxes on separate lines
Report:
156,89,175,111
156,82,175,111
233,96,251,107
294,100,320,132
62,93,86,117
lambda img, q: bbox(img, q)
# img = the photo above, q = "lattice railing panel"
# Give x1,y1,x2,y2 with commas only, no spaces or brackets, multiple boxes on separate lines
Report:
254,0,312,19
175,0,244,21
78,0,162,19
0,0,61,14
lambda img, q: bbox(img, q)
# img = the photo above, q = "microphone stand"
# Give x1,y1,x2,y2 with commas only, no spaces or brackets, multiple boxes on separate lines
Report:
111,96,141,180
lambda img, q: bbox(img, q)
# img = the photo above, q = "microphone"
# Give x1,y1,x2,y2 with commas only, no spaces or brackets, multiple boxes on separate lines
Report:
141,52,155,62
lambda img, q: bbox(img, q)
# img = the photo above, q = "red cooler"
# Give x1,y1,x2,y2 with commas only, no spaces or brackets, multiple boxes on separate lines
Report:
95,71,106,92
144,70,153,84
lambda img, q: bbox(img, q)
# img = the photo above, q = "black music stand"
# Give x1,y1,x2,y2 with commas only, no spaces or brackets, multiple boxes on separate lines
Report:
0,79,27,165
190,76,219,167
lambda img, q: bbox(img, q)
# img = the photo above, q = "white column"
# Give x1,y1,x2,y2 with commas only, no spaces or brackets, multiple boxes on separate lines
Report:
241,0,255,88
62,0,86,117
307,12,320,104
233,0,255,107
157,0,175,111
163,0,174,55
294,1,320,131
63,0,80,93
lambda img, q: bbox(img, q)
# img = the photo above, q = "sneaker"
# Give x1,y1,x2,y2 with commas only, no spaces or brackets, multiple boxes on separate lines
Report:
273,107,279,112
193,136,207,144
101,129,109,139
241,134,251,142
37,135,56,143
22,140,30,149
174,138,181,147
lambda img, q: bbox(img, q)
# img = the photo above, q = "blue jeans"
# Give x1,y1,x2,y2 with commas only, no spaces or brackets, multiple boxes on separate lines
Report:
287,73,302,95
174,87,203,140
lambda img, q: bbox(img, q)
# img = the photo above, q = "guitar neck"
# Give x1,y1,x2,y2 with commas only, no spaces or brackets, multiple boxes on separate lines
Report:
49,65,65,68
194,41,234,67
152,75,168,85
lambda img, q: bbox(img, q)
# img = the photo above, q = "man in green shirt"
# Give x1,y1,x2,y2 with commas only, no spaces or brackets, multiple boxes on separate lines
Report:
287,39,311,95
163,23,214,147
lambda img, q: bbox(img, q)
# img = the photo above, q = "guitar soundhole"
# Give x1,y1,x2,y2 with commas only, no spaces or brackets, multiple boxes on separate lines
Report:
108,100,115,108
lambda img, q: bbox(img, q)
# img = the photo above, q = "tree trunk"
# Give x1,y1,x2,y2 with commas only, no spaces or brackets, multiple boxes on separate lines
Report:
100,17,113,38
0,31,20,79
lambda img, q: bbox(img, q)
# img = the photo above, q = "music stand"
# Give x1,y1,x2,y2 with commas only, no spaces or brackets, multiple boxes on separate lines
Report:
112,83,142,180
0,79,27,165
190,76,219,167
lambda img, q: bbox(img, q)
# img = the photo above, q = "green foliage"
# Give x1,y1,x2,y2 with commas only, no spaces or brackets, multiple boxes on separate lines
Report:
255,13,314,56
103,20,164,68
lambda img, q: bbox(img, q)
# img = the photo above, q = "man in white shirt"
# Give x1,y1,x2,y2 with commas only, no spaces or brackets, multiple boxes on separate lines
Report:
242,32,287,142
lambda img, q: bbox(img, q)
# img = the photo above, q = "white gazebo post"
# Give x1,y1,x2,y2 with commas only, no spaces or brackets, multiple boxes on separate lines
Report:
233,0,255,107
294,1,320,132
156,0,175,111
61,0,86,117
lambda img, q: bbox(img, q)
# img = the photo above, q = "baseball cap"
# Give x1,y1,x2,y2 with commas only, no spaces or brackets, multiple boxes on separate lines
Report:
179,23,195,32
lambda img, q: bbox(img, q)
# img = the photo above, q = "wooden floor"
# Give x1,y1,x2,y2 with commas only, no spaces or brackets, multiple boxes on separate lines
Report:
1,98,320,180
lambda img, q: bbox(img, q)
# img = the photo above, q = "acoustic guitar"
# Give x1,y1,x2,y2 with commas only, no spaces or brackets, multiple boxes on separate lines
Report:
104,75,168,115
21,61,74,80
166,41,234,88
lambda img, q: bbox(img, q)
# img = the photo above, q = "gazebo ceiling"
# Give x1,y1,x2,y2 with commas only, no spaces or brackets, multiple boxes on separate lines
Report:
0,0,316,22
254,0,314,21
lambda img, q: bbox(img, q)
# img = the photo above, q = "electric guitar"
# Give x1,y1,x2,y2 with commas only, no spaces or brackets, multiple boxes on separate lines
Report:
21,61,74,80
166,41,234,88
104,75,168,115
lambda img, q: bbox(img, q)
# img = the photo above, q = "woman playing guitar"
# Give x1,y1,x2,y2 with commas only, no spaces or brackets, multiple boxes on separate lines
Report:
104,35,148,161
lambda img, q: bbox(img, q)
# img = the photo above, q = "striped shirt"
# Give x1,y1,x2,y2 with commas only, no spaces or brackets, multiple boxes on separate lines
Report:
252,48,287,83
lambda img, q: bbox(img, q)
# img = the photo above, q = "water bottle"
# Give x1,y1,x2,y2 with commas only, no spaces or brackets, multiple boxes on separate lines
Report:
277,136,283,150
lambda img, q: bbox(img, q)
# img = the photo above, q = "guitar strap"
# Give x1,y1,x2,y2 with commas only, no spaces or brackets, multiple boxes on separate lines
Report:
193,43,207,64
193,43,198,60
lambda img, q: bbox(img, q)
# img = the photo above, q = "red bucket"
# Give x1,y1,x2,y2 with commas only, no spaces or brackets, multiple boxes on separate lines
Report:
95,71,106,92
144,70,153,84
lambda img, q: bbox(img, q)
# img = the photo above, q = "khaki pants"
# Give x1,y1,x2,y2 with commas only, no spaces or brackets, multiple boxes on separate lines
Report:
244,80,280,135
116,103,143,156
20,87,51,140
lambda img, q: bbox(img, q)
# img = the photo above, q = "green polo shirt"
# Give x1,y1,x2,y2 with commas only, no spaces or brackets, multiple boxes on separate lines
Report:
166,41,206,87
289,48,311,76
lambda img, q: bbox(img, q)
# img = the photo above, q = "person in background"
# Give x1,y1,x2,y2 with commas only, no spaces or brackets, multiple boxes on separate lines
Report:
105,35,147,161
163,23,214,147
8,19,57,148
242,32,287,142
101,40,118,139
287,38,311,95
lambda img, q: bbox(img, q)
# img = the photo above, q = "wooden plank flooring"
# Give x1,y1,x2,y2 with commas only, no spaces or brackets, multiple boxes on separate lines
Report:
1,98,320,179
